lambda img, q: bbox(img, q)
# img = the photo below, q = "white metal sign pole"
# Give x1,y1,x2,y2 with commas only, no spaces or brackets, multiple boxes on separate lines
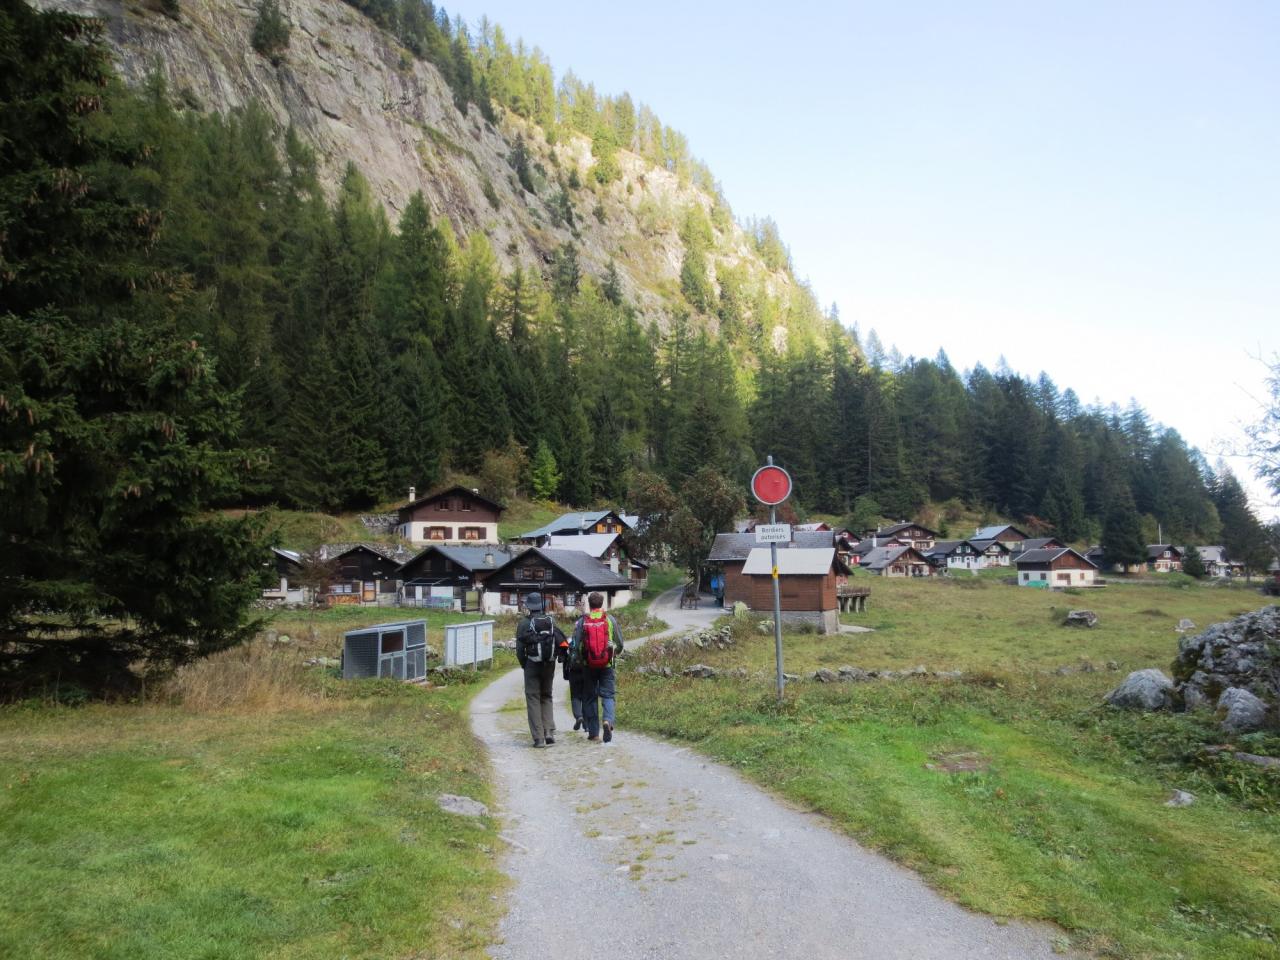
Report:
768,456,785,701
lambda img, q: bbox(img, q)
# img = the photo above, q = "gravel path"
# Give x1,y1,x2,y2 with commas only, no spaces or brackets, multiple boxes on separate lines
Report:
471,590,1070,959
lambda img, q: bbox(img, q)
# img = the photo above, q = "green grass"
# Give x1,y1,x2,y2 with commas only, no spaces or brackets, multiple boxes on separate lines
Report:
0,672,505,960
622,580,1280,959
495,497,565,541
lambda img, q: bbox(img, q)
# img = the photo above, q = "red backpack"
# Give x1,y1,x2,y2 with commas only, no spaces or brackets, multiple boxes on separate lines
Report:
581,614,611,668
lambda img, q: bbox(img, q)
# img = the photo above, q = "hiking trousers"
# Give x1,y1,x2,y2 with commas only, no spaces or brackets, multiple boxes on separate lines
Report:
582,666,616,738
566,667,586,722
523,660,557,743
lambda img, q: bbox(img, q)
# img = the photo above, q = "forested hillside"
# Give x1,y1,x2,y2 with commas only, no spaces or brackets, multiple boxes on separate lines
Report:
20,0,1275,567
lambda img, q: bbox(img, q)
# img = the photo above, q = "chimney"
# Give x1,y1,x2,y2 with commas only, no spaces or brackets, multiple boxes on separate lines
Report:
472,487,479,495
408,486,416,504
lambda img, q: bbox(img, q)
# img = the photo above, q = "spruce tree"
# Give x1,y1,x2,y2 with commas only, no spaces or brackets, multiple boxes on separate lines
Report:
0,1,268,692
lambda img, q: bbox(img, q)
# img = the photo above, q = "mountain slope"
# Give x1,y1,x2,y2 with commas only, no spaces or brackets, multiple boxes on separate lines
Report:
44,0,809,340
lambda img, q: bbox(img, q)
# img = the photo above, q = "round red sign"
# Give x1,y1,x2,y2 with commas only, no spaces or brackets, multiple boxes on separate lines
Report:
751,464,792,505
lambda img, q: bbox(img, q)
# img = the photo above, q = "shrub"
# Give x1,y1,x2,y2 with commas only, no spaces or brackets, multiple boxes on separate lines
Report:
251,0,290,65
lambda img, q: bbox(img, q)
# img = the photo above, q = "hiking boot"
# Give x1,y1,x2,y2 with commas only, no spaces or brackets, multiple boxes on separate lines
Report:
532,739,546,748
573,717,582,731
587,735,601,742
545,737,555,745
603,721,613,743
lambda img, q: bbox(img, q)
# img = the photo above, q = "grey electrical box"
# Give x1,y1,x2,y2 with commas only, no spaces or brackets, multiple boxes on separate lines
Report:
342,620,428,681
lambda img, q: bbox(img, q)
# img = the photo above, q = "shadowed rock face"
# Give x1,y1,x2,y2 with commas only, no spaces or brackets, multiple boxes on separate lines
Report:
35,0,800,335
1173,606,1280,721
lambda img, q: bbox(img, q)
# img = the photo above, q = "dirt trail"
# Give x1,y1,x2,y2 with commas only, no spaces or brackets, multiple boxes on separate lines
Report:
471,590,1070,959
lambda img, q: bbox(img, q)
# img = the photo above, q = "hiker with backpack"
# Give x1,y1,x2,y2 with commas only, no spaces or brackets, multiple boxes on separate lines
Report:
515,592,565,748
571,592,625,743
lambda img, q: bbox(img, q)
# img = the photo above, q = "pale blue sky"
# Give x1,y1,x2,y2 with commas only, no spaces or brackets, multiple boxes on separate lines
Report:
454,1,1279,515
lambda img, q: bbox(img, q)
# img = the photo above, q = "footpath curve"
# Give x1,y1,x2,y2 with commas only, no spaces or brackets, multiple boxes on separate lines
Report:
469,587,1071,959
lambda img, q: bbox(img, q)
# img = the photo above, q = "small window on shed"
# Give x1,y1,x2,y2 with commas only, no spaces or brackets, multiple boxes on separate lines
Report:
381,631,405,653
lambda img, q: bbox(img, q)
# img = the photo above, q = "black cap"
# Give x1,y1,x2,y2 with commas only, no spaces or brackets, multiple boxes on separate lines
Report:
524,592,544,612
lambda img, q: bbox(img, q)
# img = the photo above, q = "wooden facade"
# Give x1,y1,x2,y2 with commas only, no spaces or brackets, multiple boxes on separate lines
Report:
397,486,504,545
1016,548,1099,588
326,545,403,605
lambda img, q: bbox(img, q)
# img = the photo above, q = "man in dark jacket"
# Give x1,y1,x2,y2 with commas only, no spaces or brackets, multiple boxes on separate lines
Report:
515,593,564,748
571,592,624,743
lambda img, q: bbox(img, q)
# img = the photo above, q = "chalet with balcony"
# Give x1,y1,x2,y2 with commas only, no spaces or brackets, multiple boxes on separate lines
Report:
396,485,504,546
973,524,1032,552
1146,544,1184,573
860,545,934,577
925,539,1010,572
514,509,637,545
396,544,522,610
318,542,411,605
866,522,938,552
545,533,649,592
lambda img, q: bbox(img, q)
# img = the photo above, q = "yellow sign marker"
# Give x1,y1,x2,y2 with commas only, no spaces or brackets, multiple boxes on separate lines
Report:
772,566,779,578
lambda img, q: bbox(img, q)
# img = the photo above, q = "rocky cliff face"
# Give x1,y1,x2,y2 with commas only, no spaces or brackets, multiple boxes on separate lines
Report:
40,0,797,333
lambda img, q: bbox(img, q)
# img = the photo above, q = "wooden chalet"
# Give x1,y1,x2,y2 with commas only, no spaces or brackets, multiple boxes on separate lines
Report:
545,533,648,592
514,509,635,545
396,485,505,546
1146,544,1184,573
1186,545,1240,579
318,542,411,605
396,544,522,611
706,531,845,607
1015,547,1099,589
1009,536,1065,561
964,538,1013,567
860,545,934,577
481,547,632,614
973,524,1032,551
739,547,850,633
866,522,938,551
262,548,310,605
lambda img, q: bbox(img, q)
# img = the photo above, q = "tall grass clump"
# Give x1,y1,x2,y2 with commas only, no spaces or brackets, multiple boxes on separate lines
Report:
160,640,324,712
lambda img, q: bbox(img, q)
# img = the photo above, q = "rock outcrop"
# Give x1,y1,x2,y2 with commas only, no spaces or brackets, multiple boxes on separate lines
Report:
38,0,802,334
1105,669,1175,711
1173,606,1279,721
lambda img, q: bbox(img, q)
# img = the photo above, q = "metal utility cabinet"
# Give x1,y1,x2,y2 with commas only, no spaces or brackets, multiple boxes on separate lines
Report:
342,620,428,680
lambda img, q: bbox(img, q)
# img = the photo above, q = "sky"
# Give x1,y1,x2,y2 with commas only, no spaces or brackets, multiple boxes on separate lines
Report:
453,0,1279,517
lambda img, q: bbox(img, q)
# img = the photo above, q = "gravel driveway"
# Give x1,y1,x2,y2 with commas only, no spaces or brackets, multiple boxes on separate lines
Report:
471,589,1071,959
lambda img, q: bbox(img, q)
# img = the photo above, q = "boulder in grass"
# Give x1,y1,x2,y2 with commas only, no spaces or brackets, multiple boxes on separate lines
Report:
1217,687,1268,733
812,668,838,683
1064,610,1098,629
838,666,871,682
1105,669,1174,711
682,664,718,679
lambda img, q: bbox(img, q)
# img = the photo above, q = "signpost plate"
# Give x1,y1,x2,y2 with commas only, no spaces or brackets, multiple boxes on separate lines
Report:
755,523,792,544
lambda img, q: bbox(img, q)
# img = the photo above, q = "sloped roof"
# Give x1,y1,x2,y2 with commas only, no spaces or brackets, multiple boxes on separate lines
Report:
546,533,619,558
319,541,413,563
860,545,926,570
974,524,1029,541
968,539,1010,554
874,521,939,539
1146,544,1183,560
1015,537,1064,553
707,531,836,562
1185,545,1229,564
398,544,523,576
487,547,631,589
519,509,633,540
742,548,836,576
1015,547,1097,568
399,484,506,515
924,540,966,557
272,547,302,565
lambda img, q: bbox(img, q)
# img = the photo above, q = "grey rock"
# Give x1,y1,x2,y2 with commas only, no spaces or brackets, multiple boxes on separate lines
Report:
1182,685,1212,711
837,666,871,682
1105,669,1175,711
932,670,964,681
1235,752,1280,769
1176,618,1197,633
682,664,718,679
1164,790,1196,808
908,665,928,676
782,673,799,682
437,794,489,818
1174,607,1280,714
1217,687,1268,733
812,668,838,683
1064,609,1098,629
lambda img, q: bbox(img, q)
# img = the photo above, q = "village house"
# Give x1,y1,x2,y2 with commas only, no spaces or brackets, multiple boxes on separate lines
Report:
739,547,849,633
395,544,522,611
860,544,934,577
1008,536,1066,562
318,542,412,605
1184,545,1241,579
396,485,504,546
261,547,310,605
514,509,637,544
706,531,845,607
973,524,1032,552
1146,544,1184,573
925,539,1010,572
544,533,649,592
865,522,939,552
1084,545,1144,575
1014,547,1099,588
481,547,632,615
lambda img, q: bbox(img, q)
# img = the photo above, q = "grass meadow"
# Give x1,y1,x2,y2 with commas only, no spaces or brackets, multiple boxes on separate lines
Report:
0,617,509,960
621,577,1280,959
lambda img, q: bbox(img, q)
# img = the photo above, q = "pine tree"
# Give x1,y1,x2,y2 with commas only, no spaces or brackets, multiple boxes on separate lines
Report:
528,439,561,499
1182,545,1206,579
0,2,268,691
